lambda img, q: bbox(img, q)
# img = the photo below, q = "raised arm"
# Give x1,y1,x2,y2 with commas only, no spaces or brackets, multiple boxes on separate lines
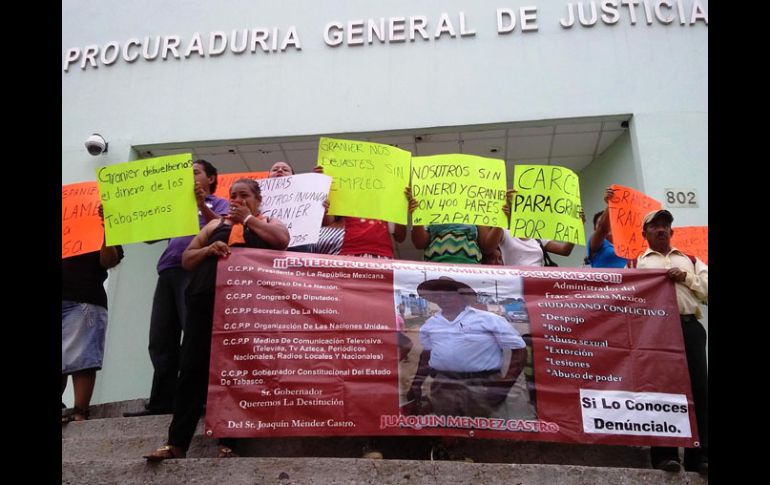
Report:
315,166,338,226
481,189,515,252
96,205,121,268
99,241,121,269
392,223,407,243
195,182,221,223
589,187,614,254
406,187,430,249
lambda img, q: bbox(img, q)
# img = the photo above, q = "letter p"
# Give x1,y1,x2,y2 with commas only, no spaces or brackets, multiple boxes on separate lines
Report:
63,48,81,72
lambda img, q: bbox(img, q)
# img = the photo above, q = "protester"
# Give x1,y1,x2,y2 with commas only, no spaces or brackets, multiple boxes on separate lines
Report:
314,165,406,258
405,187,496,264
481,246,503,265
265,161,314,253
143,178,289,460
63,205,124,423
311,216,345,255
587,187,627,268
125,160,228,417
482,190,580,266
633,209,708,476
267,161,294,178
312,164,407,459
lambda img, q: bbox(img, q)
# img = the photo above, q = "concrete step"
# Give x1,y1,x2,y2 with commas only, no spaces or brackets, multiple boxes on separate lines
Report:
63,435,219,461
63,415,650,467
62,458,708,485
81,398,149,419
62,414,182,439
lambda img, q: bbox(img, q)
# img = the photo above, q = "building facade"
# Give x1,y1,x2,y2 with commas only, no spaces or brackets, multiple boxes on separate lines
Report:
62,0,708,405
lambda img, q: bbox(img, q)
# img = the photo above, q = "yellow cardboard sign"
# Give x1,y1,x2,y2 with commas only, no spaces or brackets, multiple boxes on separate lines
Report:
411,154,508,228
510,165,585,245
62,181,104,258
96,154,199,245
317,137,410,224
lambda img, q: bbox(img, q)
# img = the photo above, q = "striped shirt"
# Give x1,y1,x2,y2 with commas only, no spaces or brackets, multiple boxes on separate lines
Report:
312,225,345,255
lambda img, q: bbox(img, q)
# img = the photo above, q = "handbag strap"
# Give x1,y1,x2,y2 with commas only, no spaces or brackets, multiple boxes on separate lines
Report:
537,239,557,267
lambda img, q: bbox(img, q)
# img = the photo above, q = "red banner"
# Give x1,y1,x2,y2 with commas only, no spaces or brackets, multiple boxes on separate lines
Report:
206,249,699,449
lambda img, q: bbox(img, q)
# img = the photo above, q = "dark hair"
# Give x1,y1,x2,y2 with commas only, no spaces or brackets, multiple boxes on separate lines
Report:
193,159,219,194
593,210,604,226
230,178,261,198
270,161,295,175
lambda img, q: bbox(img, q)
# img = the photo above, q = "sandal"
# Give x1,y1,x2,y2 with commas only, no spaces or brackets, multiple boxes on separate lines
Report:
143,445,186,461
217,445,240,458
62,406,89,424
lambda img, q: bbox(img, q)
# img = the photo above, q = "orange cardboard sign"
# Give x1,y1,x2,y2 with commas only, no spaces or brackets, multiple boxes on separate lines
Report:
62,181,104,259
607,184,661,259
671,226,708,264
213,171,269,199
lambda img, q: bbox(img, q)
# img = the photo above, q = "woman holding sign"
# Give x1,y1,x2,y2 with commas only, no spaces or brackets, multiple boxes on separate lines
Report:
62,205,124,423
144,178,289,460
268,161,294,178
314,166,407,258
483,190,580,266
266,161,316,253
405,187,496,264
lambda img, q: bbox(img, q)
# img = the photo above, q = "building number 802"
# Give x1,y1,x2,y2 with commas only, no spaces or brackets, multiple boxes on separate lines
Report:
663,188,698,208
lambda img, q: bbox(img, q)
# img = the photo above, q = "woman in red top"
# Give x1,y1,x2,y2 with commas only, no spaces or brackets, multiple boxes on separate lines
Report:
314,165,406,258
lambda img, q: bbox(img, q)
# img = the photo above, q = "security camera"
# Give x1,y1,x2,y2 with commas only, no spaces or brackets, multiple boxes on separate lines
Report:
85,133,108,156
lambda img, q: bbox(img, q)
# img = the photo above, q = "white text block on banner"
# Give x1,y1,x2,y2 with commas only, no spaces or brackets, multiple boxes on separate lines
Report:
580,389,692,439
257,173,332,248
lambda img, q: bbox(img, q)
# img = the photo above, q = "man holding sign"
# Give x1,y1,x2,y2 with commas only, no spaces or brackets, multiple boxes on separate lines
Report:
635,210,709,475
587,187,628,268
125,160,229,417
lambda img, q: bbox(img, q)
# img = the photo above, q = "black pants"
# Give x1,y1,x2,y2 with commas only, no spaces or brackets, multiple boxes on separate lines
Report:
650,315,708,468
167,290,213,450
147,268,190,412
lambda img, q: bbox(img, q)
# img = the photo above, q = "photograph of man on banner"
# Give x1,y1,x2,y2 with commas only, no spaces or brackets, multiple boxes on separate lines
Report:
396,270,537,421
